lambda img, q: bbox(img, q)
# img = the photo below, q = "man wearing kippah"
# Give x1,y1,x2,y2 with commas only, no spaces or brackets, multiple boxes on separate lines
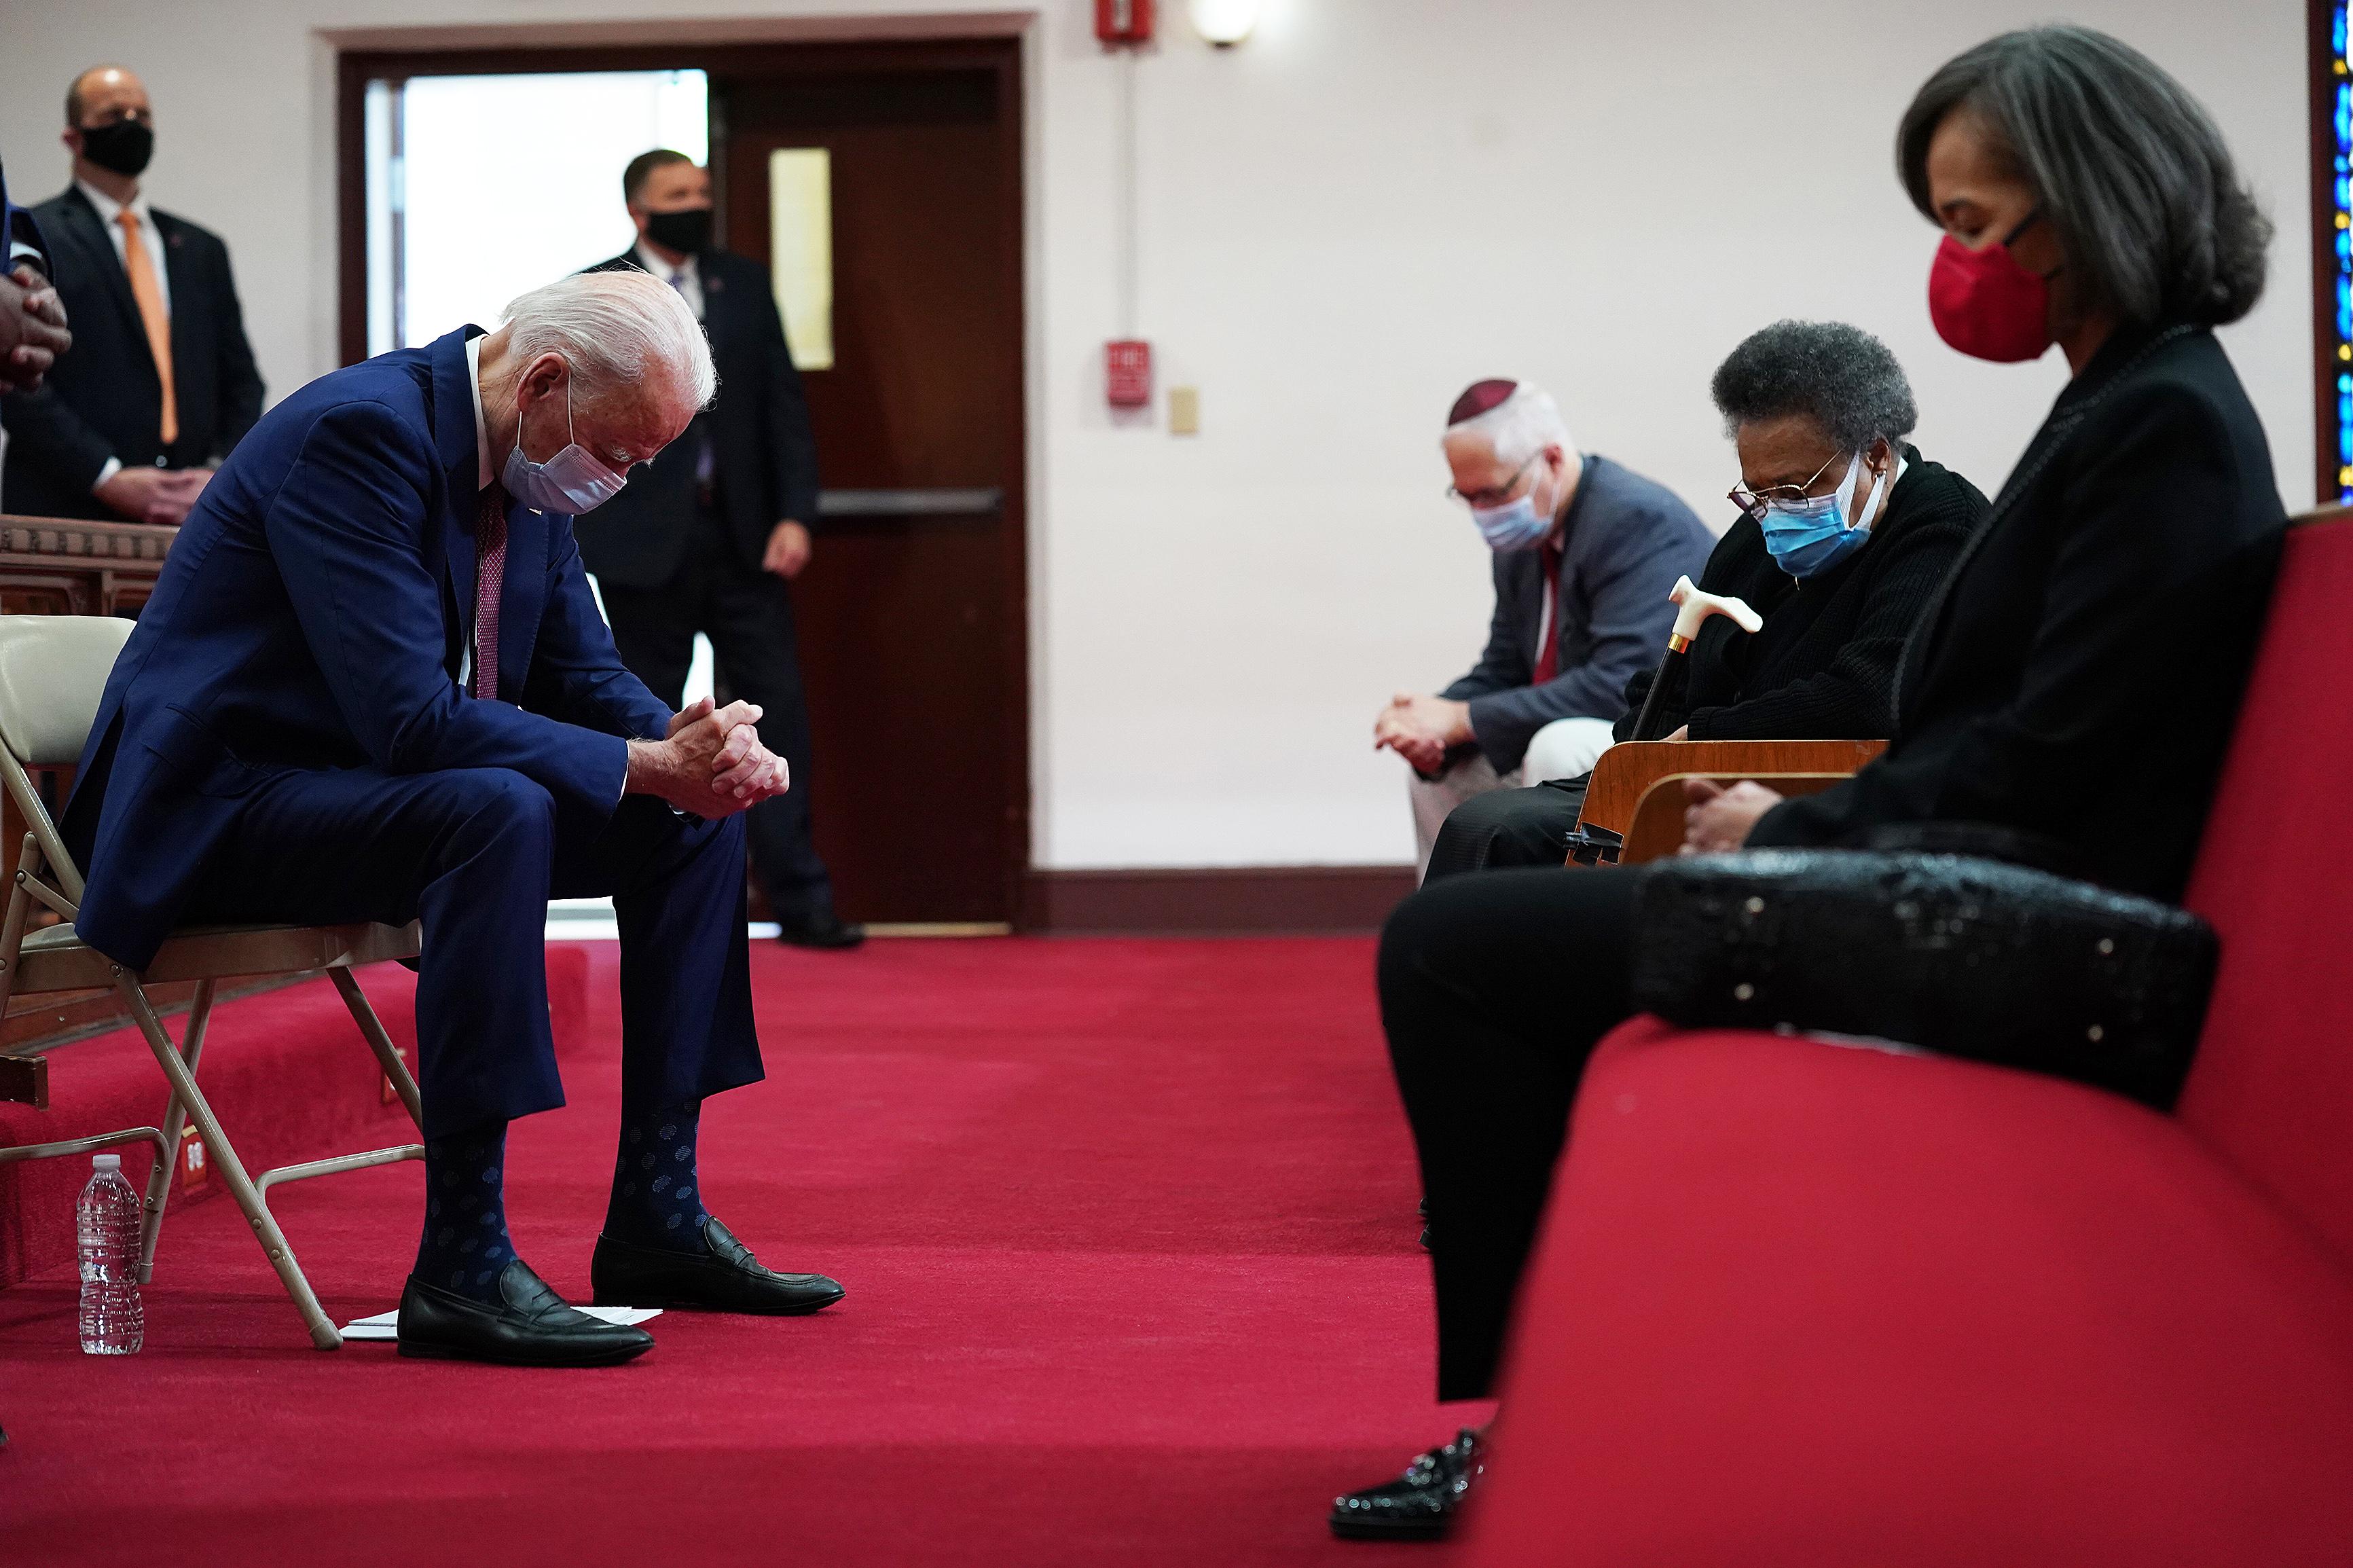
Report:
1376,381,1709,877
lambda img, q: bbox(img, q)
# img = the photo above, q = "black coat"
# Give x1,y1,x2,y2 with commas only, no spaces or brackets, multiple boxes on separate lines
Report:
0,185,263,518
575,248,820,589
1618,448,1984,742
1749,323,2287,902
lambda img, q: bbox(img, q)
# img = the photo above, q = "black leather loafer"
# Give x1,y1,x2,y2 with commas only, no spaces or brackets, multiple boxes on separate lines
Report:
1329,1427,1486,1540
397,1258,654,1367
591,1217,845,1315
776,915,865,950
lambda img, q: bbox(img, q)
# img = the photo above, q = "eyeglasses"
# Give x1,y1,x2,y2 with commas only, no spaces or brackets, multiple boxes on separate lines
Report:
1446,454,1539,509
1728,450,1846,523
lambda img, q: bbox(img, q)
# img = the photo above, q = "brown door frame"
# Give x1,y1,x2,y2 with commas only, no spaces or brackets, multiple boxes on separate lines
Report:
333,36,1034,924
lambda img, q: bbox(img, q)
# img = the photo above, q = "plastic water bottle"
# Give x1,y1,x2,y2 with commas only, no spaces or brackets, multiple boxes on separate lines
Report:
77,1152,144,1355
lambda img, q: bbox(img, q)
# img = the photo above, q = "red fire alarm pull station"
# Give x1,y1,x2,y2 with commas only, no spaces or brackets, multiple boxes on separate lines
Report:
1096,0,1154,43
1106,340,1152,407
179,1125,208,1192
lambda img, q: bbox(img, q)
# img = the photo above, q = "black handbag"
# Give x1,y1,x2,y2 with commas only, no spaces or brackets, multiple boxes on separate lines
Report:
1627,847,2219,1108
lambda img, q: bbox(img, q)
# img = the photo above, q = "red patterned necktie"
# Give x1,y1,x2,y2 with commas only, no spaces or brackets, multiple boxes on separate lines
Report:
473,490,508,701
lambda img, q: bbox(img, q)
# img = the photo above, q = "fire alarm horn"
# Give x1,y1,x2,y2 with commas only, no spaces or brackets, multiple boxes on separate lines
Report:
1096,0,1154,43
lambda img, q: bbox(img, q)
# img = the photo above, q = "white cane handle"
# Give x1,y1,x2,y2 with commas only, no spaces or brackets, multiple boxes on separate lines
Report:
1667,575,1764,646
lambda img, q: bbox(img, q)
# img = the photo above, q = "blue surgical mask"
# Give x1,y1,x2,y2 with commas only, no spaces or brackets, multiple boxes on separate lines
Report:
502,376,630,514
1470,462,1557,553
1757,452,1887,579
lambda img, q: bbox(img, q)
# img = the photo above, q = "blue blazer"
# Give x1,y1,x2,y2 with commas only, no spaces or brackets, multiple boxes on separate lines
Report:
1440,455,1713,772
62,326,674,970
1,156,49,272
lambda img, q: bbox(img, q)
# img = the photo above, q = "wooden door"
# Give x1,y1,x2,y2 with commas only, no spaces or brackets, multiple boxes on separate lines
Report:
717,45,1027,926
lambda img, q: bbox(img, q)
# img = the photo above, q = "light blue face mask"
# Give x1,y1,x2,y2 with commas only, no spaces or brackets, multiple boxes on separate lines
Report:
502,375,630,514
1757,452,1886,579
1469,462,1555,553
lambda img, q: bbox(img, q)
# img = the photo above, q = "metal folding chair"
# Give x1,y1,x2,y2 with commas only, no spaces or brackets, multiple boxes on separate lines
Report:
0,616,422,1349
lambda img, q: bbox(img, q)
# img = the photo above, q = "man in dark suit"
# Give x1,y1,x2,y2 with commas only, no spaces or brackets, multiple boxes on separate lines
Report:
1,66,263,525
579,149,860,949
63,270,845,1366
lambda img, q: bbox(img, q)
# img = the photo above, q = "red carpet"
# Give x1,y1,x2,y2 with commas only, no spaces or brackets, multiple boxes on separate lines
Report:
0,937,1472,1566
0,949,591,1291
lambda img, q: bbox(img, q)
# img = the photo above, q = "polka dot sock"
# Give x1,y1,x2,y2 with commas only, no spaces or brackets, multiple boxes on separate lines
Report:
603,1099,712,1253
414,1123,514,1302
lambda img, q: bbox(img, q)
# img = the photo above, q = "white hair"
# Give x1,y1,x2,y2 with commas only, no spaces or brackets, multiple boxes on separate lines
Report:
498,269,718,410
1444,384,1575,469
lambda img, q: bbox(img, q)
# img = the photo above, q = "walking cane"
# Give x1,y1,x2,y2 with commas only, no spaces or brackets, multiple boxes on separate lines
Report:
1563,576,1767,866
1626,575,1764,742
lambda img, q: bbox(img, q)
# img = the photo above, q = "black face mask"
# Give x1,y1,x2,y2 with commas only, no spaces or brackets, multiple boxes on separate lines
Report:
644,206,712,255
77,119,154,179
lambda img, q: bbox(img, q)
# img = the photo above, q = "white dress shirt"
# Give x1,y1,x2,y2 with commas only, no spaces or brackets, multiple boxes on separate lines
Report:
80,180,172,495
634,242,703,321
77,179,170,316
468,333,493,490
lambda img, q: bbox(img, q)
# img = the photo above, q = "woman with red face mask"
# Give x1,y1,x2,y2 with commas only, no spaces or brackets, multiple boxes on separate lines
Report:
1691,26,2284,894
1333,26,2285,1543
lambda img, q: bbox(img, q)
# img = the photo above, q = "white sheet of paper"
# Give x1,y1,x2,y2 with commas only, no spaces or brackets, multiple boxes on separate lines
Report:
340,1305,661,1341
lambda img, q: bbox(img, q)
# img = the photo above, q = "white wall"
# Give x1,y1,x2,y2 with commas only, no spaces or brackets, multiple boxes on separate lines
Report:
0,0,2314,870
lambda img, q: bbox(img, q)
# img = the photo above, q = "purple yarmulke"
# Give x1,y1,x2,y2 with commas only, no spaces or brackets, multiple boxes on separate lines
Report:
1447,378,1519,427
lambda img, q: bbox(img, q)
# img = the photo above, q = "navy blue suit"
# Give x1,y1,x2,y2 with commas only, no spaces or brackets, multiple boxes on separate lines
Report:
2,158,49,273
62,327,764,1138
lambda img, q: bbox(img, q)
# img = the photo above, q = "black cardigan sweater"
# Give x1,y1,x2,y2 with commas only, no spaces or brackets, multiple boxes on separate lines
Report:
1749,322,2287,902
1613,448,1984,742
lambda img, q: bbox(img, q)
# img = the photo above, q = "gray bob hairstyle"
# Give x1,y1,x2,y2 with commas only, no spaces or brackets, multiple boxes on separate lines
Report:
1897,25,2269,329
1711,321,1917,454
498,269,718,409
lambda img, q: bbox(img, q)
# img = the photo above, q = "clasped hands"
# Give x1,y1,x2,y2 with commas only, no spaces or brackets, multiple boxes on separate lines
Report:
1,263,71,393
626,696,789,816
1680,778,1783,855
1373,692,1474,776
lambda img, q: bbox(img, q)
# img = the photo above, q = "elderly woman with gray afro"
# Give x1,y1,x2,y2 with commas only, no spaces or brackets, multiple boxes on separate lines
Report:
1417,319,1986,886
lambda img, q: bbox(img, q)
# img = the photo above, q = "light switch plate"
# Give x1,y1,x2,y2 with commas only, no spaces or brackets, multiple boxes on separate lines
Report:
1169,386,1200,435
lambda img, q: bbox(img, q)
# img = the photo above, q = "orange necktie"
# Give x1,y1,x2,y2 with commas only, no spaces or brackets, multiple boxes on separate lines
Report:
116,210,177,447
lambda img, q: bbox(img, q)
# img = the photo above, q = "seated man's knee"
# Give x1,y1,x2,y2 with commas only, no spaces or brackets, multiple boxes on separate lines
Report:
446,768,558,838
1521,718,1615,784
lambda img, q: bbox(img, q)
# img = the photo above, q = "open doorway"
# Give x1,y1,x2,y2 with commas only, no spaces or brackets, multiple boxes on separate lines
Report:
338,39,1029,930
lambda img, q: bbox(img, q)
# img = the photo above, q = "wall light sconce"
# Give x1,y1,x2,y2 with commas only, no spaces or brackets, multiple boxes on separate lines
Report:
1188,0,1260,47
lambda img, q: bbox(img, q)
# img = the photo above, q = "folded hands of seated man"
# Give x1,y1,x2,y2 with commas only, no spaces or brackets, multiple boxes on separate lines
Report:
1374,691,1474,775
625,696,792,816
1680,777,1783,855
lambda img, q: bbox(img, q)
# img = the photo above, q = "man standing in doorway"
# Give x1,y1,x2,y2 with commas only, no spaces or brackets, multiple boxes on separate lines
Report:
583,149,860,949
1,65,263,524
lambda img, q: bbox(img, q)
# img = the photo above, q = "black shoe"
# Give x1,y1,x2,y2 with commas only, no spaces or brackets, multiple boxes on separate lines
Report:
776,915,865,950
1330,1428,1486,1540
591,1216,845,1315
396,1258,654,1367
